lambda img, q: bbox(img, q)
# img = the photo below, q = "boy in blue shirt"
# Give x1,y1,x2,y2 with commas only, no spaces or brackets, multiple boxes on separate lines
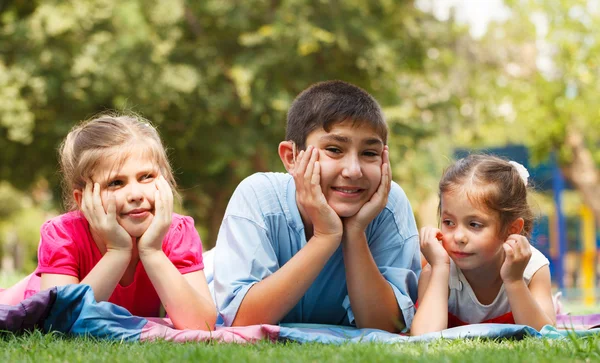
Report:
213,80,420,332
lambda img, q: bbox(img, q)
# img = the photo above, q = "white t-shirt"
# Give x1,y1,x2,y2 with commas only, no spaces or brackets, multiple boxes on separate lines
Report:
447,245,549,325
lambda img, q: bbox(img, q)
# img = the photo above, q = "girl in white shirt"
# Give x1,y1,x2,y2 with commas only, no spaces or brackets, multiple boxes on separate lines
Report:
411,154,556,335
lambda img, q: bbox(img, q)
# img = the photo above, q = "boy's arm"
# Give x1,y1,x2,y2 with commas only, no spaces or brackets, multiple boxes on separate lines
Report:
342,148,419,332
341,231,403,332
232,146,344,326
232,233,341,326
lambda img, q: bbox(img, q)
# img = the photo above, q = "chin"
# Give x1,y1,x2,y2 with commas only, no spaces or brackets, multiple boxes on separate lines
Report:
332,206,362,218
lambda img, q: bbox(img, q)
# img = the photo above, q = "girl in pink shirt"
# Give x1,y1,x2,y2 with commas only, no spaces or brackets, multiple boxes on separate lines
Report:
26,113,216,330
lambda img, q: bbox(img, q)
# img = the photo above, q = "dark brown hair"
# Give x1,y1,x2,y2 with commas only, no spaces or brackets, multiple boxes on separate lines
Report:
286,80,388,149
439,154,534,237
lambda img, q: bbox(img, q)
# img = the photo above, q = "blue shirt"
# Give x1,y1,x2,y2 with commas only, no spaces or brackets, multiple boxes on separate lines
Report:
213,172,420,329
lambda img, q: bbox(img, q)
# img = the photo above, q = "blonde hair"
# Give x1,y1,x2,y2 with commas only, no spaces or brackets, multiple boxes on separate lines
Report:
59,112,178,211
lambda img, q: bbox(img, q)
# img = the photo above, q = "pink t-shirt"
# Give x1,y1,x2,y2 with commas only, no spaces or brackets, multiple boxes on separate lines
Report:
30,211,204,317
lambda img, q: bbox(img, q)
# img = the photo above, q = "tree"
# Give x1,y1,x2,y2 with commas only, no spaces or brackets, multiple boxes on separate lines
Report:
1,0,450,246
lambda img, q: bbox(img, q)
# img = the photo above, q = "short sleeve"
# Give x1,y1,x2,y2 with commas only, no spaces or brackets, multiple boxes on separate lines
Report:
163,214,205,274
342,182,421,332
36,218,81,278
212,177,281,327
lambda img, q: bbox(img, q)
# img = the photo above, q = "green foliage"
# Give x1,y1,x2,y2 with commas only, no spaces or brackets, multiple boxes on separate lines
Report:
0,0,450,245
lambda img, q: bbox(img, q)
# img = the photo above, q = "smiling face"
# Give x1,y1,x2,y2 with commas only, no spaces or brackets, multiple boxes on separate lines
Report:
89,148,159,238
439,190,505,271
303,120,384,218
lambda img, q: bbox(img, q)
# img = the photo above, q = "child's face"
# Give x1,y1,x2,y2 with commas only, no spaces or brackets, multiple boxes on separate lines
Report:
304,120,385,217
439,190,505,271
90,149,159,238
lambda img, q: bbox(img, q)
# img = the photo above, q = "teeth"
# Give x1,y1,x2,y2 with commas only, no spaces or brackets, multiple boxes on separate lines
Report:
335,188,360,193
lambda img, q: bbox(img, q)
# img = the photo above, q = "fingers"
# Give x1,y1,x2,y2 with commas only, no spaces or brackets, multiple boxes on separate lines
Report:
106,194,117,220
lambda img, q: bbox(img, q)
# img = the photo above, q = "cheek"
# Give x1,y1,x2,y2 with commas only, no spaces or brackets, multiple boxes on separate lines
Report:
364,163,382,187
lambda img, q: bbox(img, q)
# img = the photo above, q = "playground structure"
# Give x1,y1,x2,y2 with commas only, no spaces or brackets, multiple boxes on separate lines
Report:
456,146,599,306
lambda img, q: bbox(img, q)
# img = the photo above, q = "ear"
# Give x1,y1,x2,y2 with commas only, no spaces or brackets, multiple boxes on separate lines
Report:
73,189,83,209
508,217,524,235
278,141,296,173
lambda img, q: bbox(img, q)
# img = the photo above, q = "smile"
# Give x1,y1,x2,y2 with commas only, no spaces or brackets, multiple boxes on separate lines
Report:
331,187,364,194
123,209,151,218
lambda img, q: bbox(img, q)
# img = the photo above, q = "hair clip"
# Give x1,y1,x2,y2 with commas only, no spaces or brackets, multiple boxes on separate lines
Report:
508,161,529,186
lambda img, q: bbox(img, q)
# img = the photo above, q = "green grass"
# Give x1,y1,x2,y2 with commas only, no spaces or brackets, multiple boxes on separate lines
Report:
1,272,599,362
1,331,600,362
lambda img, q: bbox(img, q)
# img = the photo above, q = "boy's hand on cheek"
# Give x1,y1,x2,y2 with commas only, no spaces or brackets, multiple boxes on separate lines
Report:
82,182,132,252
500,234,532,284
292,146,343,240
139,175,173,256
342,147,391,237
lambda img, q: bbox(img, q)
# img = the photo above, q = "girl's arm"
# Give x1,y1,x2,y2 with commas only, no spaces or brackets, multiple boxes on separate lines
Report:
410,227,451,336
505,265,556,330
410,264,450,335
140,250,217,330
40,250,131,302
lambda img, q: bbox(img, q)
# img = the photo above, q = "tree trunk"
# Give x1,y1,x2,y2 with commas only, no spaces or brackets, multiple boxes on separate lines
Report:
561,128,600,228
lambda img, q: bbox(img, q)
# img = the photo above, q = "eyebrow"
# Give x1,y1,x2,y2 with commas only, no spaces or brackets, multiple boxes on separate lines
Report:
442,211,487,220
318,134,384,146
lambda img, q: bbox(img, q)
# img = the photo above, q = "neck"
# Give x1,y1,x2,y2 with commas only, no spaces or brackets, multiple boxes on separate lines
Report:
461,254,504,290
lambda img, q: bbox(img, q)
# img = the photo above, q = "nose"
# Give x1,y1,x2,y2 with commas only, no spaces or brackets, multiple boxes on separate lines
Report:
341,154,363,179
126,182,144,203
453,227,468,244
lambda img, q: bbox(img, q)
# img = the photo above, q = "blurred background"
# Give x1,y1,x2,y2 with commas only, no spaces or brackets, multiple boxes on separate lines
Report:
0,0,598,311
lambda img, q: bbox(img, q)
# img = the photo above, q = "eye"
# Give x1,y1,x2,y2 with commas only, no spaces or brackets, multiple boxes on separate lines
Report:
442,219,454,227
325,147,342,154
107,179,123,188
141,173,156,182
470,222,484,229
363,150,380,157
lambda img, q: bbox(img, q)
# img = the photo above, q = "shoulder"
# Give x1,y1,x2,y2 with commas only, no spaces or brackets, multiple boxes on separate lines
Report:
225,172,291,218
374,181,418,239
40,211,89,244
524,245,550,283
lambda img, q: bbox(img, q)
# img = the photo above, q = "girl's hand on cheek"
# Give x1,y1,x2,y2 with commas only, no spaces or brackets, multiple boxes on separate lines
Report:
81,182,132,252
138,175,173,256
292,146,342,240
500,234,532,284
419,227,450,268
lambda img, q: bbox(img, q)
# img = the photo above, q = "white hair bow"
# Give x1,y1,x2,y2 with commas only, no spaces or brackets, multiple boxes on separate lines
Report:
508,161,529,186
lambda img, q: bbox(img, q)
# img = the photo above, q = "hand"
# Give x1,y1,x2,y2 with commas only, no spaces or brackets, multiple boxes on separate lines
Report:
419,227,450,267
81,182,132,252
138,175,174,255
500,234,532,284
291,145,343,240
343,146,392,236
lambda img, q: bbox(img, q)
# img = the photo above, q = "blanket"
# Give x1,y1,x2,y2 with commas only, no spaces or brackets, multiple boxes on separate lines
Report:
1,284,599,343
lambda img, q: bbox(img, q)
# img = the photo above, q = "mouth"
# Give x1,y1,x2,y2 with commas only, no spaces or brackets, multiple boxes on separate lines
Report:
123,208,151,218
331,187,365,195
451,251,475,258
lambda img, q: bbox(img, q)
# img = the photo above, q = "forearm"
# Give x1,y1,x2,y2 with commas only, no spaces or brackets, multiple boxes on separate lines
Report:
342,232,401,332
410,266,449,336
141,250,217,330
505,280,555,330
80,250,131,302
232,235,340,326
